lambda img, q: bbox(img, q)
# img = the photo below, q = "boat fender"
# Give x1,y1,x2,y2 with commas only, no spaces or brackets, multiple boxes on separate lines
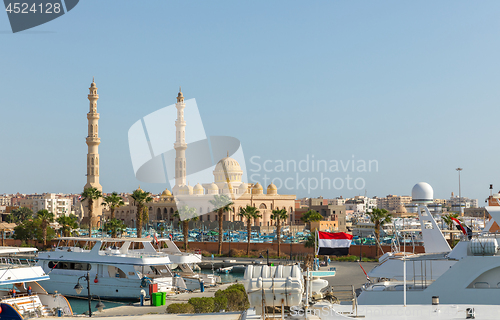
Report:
94,275,99,283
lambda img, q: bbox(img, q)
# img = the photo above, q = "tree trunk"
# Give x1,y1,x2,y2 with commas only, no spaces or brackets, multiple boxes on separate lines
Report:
247,219,251,256
136,205,143,238
42,222,47,246
218,210,223,255
88,199,94,231
110,208,116,238
183,220,189,251
277,219,281,257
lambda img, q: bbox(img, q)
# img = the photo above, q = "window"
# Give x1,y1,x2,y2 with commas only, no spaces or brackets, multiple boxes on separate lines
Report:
48,261,91,271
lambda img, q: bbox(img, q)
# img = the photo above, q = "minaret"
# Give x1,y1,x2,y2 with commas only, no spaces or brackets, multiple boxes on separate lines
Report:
85,78,102,191
174,88,187,189
83,78,103,223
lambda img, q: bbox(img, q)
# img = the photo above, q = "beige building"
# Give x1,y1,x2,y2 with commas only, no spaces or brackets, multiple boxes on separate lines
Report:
0,195,12,206
377,194,412,211
108,89,296,228
112,158,296,228
32,193,72,218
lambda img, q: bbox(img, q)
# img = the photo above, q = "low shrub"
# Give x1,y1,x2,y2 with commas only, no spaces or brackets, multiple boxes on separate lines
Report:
229,248,247,257
213,294,228,312
215,284,249,311
188,297,215,313
166,303,194,314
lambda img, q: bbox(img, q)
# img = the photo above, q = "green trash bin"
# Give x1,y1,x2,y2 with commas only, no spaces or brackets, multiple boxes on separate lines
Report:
152,292,162,306
161,291,166,305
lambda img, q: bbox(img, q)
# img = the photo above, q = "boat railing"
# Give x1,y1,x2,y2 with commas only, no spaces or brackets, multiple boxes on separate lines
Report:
102,251,166,258
0,257,28,267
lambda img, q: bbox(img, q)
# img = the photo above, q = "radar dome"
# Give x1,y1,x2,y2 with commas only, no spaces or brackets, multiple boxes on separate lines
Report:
412,182,433,203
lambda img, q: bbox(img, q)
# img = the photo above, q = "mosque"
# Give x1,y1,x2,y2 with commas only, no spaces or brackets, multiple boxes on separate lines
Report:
100,88,296,228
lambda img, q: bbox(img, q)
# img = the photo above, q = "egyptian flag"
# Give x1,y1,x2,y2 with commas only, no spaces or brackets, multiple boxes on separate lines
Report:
451,217,473,240
317,231,353,256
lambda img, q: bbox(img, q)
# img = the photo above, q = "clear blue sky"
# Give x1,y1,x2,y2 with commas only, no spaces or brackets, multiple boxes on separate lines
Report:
1,1,499,203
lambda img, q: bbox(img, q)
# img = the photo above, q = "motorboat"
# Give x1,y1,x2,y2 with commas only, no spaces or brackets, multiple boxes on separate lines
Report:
0,246,73,319
217,266,233,274
36,237,188,300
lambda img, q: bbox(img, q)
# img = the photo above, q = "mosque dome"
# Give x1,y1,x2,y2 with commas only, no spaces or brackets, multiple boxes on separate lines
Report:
207,182,219,194
213,156,243,183
412,182,433,203
193,183,204,195
267,183,278,195
178,184,193,195
135,186,143,192
396,205,407,214
239,183,249,194
161,188,172,197
252,183,263,195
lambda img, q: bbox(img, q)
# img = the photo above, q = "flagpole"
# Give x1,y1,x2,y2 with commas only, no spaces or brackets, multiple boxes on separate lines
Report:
315,229,318,257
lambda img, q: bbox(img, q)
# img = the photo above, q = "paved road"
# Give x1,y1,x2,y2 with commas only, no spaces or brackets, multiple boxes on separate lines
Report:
324,261,377,290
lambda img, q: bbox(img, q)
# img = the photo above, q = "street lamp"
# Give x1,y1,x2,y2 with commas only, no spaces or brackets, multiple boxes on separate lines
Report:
74,271,105,317
456,168,463,216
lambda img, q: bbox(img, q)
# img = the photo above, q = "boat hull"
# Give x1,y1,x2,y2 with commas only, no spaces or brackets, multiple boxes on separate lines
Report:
39,274,173,300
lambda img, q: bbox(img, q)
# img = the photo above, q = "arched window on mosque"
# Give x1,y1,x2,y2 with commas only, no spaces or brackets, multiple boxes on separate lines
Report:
259,203,267,209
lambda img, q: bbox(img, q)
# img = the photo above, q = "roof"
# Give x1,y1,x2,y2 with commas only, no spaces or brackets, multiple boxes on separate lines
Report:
56,237,175,243
0,222,17,230
0,246,37,254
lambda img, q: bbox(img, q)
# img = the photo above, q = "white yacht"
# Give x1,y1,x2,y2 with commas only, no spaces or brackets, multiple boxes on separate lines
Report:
36,237,190,300
0,246,73,319
317,184,500,319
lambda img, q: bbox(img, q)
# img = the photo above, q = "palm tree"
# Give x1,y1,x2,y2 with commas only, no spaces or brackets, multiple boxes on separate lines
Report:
6,207,33,223
442,213,461,245
300,209,323,229
37,209,54,246
130,188,153,238
442,213,460,230
102,192,125,237
366,208,392,256
271,208,289,257
209,194,234,255
81,187,103,231
57,214,78,237
104,218,127,238
238,205,261,256
174,205,199,251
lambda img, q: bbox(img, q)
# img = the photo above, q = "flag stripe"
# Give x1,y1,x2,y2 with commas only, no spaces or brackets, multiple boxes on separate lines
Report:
317,247,350,256
451,217,466,235
318,239,352,248
318,231,353,240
